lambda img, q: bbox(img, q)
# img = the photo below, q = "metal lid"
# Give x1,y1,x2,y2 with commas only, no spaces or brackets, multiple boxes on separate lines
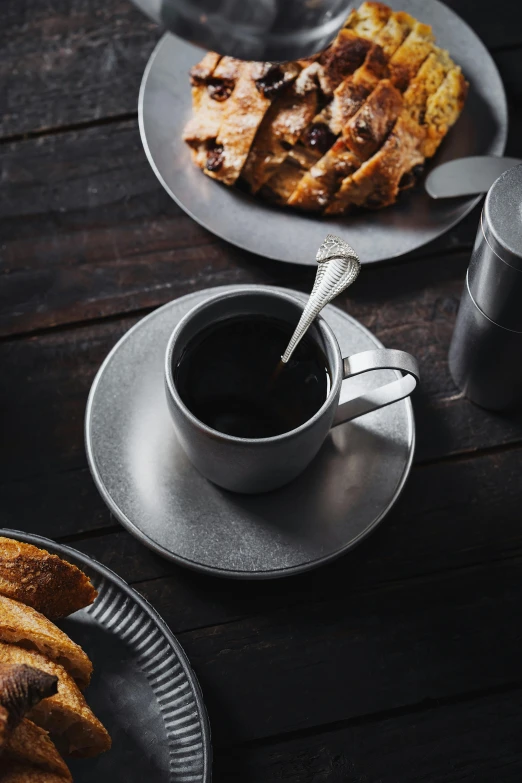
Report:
483,163,522,270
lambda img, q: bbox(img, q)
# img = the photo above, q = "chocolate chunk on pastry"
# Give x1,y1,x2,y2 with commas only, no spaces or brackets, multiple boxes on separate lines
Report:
0,663,57,743
327,112,425,213
0,644,110,759
343,78,403,159
328,42,389,134
287,139,361,210
184,2,468,215
0,596,92,690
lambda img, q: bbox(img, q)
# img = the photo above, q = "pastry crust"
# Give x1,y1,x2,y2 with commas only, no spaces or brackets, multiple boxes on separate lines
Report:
373,11,414,56
343,78,403,159
0,644,111,759
345,2,392,39
288,140,361,210
389,21,435,91
403,47,454,122
242,84,318,193
182,56,240,169
205,62,301,185
0,663,57,742
317,29,373,94
326,112,425,213
184,2,467,215
4,720,71,781
0,538,97,619
329,43,389,134
422,66,468,157
0,596,92,690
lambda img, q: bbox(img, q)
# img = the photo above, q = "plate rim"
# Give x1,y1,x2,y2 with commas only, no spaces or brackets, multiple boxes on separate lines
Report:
0,526,213,783
85,285,416,579
138,0,508,266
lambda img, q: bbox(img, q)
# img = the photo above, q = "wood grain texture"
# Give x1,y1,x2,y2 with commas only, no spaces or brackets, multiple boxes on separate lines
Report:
167,556,522,745
2,2,522,777
213,688,522,781
0,118,464,338
0,0,521,138
0,0,158,137
2,253,522,490
4,443,522,628
1,48,521,339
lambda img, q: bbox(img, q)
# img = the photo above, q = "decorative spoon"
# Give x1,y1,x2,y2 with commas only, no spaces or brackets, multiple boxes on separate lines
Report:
281,234,361,364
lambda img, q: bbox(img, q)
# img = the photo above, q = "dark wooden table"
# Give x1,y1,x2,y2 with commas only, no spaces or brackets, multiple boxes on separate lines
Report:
2,2,522,780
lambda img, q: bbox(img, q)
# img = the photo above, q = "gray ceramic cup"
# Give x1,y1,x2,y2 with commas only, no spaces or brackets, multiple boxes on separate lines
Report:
165,287,419,494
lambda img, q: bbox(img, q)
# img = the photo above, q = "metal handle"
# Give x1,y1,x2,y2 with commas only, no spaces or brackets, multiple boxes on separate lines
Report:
333,349,419,426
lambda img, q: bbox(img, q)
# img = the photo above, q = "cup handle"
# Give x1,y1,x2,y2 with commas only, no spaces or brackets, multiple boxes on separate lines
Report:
333,349,419,426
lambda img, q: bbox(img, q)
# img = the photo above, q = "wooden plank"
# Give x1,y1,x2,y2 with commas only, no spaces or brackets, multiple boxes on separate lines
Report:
2,258,522,487
0,0,159,137
0,0,521,138
172,556,522,745
135,445,522,622
6,443,522,631
213,688,522,781
6,453,522,746
1,44,521,337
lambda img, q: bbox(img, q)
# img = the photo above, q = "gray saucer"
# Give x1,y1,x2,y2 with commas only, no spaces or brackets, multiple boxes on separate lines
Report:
138,0,507,265
86,286,415,578
0,528,211,783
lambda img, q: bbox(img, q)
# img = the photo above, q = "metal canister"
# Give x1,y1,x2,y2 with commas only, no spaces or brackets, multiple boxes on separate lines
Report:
449,164,522,410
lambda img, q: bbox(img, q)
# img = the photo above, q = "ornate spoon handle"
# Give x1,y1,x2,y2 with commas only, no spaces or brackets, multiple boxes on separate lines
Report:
282,235,361,363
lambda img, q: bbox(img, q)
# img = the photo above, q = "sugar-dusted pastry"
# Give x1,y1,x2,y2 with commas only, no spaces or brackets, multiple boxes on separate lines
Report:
288,140,361,211
328,43,389,135
344,2,392,40
184,2,468,215
242,79,319,193
326,112,425,213
0,538,97,619
343,78,403,159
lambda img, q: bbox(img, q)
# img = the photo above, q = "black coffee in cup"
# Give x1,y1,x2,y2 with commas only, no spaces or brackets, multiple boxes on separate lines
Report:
174,314,330,438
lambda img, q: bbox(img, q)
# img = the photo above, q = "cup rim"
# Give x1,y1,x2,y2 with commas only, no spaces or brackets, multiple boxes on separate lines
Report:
164,287,343,445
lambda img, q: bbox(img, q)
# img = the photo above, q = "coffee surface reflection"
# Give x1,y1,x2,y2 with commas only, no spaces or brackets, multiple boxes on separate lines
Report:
174,315,330,439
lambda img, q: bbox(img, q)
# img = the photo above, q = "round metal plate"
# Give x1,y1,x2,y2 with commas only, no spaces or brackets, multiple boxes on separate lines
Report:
138,0,508,266
0,528,212,783
85,286,415,578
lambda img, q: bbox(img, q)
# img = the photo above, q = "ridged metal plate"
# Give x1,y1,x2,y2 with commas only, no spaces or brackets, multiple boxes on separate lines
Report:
138,0,507,265
0,528,212,783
